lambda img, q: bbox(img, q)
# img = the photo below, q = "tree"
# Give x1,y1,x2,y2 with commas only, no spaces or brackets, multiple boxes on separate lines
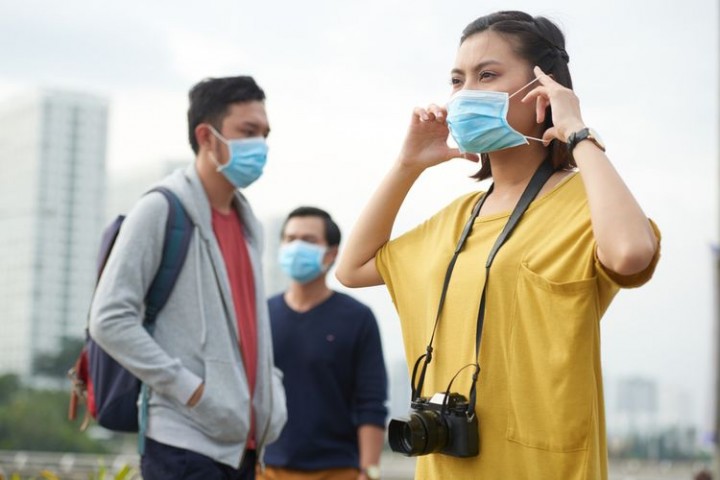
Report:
0,375,110,453
33,337,85,379
0,374,20,404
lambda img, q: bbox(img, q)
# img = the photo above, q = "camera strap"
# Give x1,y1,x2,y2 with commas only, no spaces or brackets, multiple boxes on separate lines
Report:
411,157,556,417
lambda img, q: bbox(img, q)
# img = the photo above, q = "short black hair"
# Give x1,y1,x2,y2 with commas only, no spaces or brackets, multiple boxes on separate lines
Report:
282,206,341,247
187,76,266,154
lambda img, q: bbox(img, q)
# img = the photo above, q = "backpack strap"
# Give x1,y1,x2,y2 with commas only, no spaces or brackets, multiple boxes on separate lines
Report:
138,186,194,453
143,186,194,326
95,215,126,282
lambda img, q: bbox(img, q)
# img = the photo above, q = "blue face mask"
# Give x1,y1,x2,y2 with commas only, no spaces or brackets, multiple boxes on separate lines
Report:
209,126,268,188
446,77,543,154
278,240,328,284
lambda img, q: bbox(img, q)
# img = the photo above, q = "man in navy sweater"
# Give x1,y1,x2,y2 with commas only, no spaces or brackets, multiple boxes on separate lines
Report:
262,206,388,480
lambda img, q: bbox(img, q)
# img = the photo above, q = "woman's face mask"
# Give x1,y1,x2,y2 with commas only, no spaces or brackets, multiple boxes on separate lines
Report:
208,125,268,189
446,76,543,154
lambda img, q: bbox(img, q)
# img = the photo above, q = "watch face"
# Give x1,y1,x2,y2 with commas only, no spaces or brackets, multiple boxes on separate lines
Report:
588,128,606,150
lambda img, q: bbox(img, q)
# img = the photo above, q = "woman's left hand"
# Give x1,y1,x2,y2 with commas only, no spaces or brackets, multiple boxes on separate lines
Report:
521,65,586,144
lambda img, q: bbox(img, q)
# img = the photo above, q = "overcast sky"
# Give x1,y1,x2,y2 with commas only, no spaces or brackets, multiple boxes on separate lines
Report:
1,0,718,430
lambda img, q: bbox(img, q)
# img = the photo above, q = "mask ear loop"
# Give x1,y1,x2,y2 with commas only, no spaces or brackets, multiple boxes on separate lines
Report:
508,75,549,144
207,124,229,145
206,125,231,171
508,75,544,100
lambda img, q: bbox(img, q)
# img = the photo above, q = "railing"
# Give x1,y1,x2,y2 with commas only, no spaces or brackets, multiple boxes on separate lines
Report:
0,450,417,480
3,450,706,480
0,450,140,479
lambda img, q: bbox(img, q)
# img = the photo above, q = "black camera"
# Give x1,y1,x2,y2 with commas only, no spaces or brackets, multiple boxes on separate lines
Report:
388,392,479,458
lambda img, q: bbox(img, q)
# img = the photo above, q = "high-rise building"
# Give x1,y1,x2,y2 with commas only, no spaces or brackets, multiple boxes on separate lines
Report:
0,90,108,379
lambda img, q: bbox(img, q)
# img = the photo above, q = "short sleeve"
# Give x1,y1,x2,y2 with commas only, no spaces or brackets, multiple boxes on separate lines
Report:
595,219,661,289
375,192,485,321
375,238,401,305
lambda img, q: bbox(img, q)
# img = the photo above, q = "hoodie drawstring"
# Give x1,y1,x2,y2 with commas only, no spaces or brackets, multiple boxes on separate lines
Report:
195,233,208,347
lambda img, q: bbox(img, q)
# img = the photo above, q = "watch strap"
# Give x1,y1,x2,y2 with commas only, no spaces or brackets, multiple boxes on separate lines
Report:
567,127,604,161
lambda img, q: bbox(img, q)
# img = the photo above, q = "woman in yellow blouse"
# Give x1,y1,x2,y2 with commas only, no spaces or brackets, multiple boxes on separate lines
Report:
336,10,660,480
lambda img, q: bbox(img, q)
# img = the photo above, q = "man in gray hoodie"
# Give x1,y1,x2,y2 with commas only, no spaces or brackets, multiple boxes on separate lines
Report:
89,76,287,480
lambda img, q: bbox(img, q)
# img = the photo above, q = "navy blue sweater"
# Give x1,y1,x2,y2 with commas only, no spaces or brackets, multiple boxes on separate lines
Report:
264,291,388,470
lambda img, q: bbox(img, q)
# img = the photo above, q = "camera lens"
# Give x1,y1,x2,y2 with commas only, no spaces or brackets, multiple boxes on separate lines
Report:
401,423,415,452
388,411,449,456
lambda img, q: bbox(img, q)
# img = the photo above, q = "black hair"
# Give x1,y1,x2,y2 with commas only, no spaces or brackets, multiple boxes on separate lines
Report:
282,206,341,247
461,11,574,180
187,76,266,154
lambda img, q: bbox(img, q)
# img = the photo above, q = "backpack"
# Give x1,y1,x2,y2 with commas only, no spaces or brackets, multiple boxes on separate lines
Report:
68,186,193,433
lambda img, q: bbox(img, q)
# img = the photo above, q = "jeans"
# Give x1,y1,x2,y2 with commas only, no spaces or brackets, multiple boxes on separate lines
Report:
141,437,256,480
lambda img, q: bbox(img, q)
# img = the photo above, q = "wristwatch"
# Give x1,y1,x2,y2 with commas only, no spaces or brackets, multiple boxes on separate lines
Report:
361,465,381,480
567,127,605,160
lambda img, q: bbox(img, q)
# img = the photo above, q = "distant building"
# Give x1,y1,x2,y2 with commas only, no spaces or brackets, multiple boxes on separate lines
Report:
0,90,108,378
610,376,659,436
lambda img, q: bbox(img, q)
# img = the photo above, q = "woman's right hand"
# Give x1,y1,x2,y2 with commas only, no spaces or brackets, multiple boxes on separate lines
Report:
336,104,479,289
397,104,479,170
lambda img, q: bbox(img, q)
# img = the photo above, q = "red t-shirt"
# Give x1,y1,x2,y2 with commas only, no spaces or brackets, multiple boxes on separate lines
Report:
212,208,258,448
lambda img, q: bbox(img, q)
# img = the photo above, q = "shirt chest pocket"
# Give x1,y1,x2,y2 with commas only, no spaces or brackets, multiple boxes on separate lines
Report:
505,263,599,452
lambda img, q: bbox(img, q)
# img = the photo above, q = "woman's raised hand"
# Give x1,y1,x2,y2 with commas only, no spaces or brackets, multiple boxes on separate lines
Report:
522,66,587,144
397,104,479,171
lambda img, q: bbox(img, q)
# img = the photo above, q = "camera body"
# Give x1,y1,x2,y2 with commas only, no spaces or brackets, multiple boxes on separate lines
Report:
388,392,479,458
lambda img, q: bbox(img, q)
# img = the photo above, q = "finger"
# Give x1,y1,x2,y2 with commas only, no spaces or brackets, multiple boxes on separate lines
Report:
521,85,548,104
412,107,431,123
411,107,422,123
463,152,480,163
533,66,557,86
448,148,480,162
541,126,560,145
437,105,450,123
427,103,446,122
535,95,549,124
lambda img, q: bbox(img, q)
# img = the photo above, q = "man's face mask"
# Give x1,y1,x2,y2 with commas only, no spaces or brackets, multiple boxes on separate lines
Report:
446,76,544,154
278,240,328,284
208,125,268,189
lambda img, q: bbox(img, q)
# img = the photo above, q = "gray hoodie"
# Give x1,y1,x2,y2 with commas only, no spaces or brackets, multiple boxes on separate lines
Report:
89,164,287,468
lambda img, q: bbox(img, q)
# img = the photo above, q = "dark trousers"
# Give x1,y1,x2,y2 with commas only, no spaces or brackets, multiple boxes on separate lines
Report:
141,437,256,480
